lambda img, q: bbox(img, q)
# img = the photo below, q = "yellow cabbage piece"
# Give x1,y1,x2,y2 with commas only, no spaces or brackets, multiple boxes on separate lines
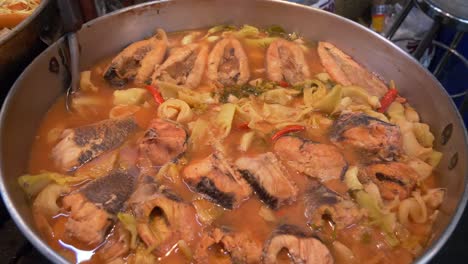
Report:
192,198,224,225
426,150,443,168
18,172,89,197
132,245,156,264
387,102,405,121
80,71,98,92
158,99,194,123
344,167,399,247
156,81,183,99
413,123,434,148
189,119,210,151
33,184,70,217
178,89,215,106
244,37,278,47
239,131,256,152
117,213,138,249
303,82,327,106
259,88,300,105
113,88,148,106
342,85,380,108
234,25,260,38
313,85,343,114
178,240,193,260
215,103,236,138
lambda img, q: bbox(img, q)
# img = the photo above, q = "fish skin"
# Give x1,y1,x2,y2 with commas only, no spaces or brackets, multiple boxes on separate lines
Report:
330,112,402,162
304,182,340,216
151,43,208,88
329,112,395,140
104,30,168,87
207,37,250,87
52,117,138,172
266,38,310,84
80,168,139,214
274,136,348,182
183,152,252,210
317,41,388,97
263,224,333,264
236,153,298,210
195,176,236,209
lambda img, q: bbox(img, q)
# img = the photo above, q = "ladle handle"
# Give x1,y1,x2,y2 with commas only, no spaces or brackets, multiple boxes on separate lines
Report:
57,0,83,112
57,0,84,34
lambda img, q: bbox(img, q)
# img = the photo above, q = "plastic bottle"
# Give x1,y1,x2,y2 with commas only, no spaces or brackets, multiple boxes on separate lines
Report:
372,0,388,33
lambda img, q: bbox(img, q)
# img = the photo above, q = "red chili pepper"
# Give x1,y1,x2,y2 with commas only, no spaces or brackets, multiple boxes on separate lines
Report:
278,80,290,88
238,122,250,129
378,89,398,113
271,125,305,141
145,85,165,104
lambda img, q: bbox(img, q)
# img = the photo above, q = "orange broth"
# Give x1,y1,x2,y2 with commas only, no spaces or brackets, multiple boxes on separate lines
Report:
27,27,439,264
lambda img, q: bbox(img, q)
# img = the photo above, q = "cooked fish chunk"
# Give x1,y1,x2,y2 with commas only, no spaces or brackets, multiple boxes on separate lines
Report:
129,182,197,255
266,38,310,84
361,162,418,200
183,152,252,209
330,112,402,162
151,43,208,88
80,169,138,214
138,119,187,168
274,136,348,182
263,224,333,264
207,37,250,87
194,228,263,264
62,168,138,245
305,182,362,229
236,152,298,209
99,223,130,262
52,117,138,172
317,42,387,97
104,29,168,86
62,193,111,245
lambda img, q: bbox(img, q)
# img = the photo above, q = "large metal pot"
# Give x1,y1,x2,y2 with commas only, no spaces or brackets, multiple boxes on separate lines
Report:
0,0,467,263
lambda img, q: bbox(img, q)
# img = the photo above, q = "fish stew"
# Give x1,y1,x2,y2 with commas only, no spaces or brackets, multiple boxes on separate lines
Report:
22,25,445,264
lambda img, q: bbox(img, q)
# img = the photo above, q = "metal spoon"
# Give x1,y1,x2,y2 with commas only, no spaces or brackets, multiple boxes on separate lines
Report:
57,0,84,112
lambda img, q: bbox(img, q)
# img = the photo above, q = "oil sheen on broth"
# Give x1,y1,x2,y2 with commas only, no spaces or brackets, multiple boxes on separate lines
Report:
23,25,445,264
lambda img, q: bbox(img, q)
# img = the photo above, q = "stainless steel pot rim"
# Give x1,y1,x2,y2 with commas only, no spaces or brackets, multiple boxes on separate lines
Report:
0,0,50,45
0,1,467,264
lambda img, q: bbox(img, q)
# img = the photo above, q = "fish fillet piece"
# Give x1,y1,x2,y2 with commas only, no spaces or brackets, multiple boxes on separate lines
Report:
263,224,333,264
62,193,111,245
151,43,208,88
138,119,187,169
129,182,197,255
236,152,298,209
62,168,138,245
207,37,250,87
99,223,130,262
266,38,310,84
183,152,252,209
330,112,402,162
274,136,348,182
194,228,262,264
305,181,362,229
104,29,168,86
361,162,418,200
52,117,138,171
317,41,388,97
